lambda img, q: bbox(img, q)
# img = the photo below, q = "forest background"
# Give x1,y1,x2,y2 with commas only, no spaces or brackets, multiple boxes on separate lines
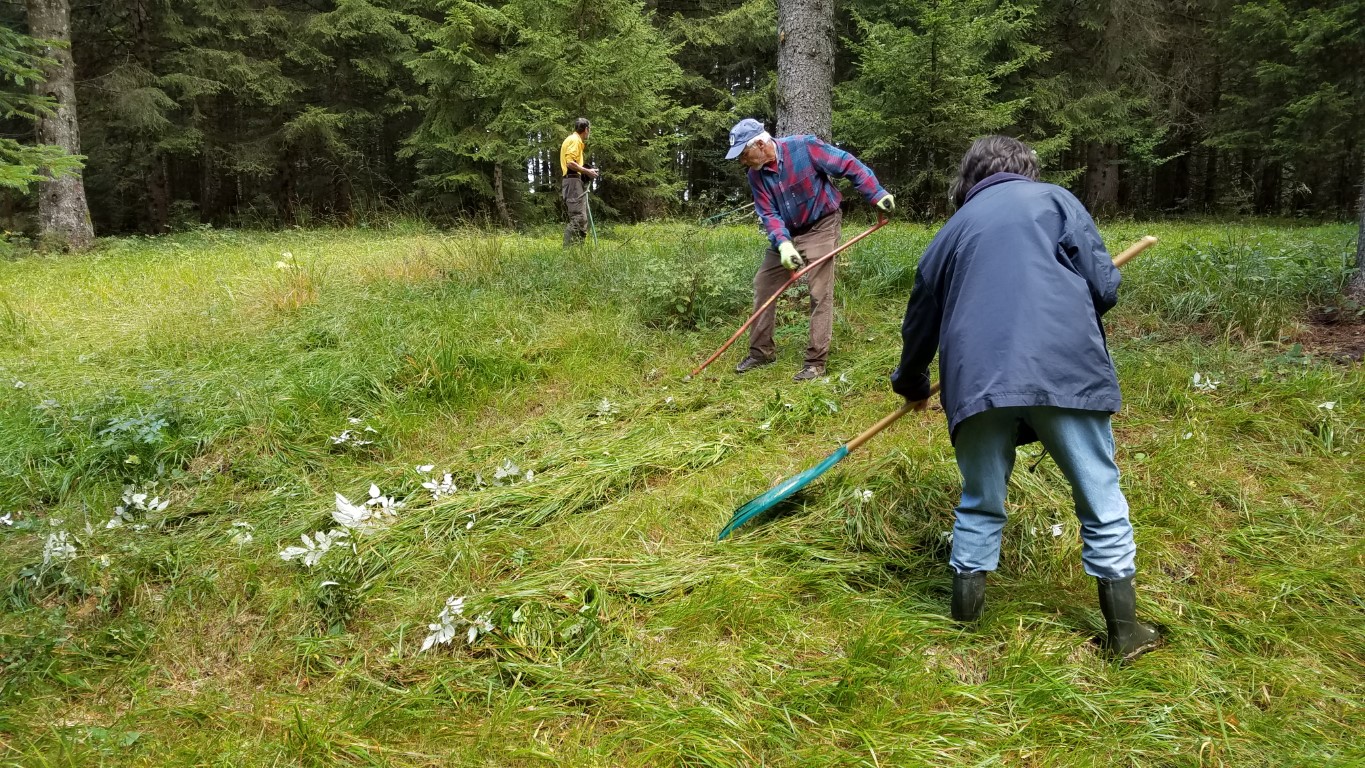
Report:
2,0,1363,239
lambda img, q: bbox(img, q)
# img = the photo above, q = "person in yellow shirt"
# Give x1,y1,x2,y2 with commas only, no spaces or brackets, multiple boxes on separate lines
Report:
560,118,599,246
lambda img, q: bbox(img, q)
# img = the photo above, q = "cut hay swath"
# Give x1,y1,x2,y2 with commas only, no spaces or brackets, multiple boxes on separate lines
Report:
718,235,1159,541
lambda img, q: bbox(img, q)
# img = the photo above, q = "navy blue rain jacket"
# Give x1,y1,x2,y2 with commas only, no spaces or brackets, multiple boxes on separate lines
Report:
889,174,1122,443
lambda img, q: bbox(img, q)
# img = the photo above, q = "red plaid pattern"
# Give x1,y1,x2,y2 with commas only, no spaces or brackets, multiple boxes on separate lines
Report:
747,135,888,249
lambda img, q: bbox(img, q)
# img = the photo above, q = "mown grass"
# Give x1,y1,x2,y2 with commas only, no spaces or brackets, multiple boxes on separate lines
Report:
0,218,1361,766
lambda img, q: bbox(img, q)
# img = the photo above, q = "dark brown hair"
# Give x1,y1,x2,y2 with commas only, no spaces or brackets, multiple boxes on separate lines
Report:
950,135,1040,208
574,117,590,133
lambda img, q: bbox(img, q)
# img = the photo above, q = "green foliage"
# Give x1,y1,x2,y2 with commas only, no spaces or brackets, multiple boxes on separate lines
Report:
637,229,753,329
1120,228,1354,341
0,26,84,193
838,0,1044,213
1210,0,1365,212
406,0,692,222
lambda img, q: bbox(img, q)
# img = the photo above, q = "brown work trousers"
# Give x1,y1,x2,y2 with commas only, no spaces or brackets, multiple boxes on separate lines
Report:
748,210,842,367
562,176,588,246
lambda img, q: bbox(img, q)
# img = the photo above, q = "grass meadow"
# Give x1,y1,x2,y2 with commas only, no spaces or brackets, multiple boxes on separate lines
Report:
0,217,1361,766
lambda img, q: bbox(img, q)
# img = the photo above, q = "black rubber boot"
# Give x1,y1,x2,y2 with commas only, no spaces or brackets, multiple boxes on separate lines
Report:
1096,575,1162,661
951,571,987,623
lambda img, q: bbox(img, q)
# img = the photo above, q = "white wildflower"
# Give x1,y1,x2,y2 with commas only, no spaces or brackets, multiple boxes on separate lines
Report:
1318,401,1336,410
107,486,169,528
279,529,349,567
595,398,619,417
42,531,77,566
331,492,369,530
1191,372,1220,392
858,489,874,502
524,469,534,482
329,429,375,447
364,485,404,518
468,613,495,644
759,421,771,430
1050,523,1064,538
421,595,468,652
13,380,24,389
423,473,457,500
0,512,12,527
465,516,475,530
230,521,254,546
493,459,521,485
416,464,435,474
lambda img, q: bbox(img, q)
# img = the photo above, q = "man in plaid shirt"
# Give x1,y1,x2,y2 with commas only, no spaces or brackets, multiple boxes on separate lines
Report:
726,118,895,381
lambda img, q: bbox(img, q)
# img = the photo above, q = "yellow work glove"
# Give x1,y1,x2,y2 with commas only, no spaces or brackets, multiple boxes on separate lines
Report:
876,194,896,213
778,241,804,270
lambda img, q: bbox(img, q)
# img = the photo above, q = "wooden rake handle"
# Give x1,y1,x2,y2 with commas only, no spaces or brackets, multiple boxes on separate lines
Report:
844,234,1159,454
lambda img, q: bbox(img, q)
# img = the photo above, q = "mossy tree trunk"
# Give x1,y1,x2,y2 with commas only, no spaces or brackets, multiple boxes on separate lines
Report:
27,0,93,249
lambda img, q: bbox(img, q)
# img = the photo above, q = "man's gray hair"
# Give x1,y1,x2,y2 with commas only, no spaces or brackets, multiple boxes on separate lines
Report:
746,131,773,149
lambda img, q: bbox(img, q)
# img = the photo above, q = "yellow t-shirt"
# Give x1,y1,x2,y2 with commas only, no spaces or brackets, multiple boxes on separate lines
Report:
560,132,584,176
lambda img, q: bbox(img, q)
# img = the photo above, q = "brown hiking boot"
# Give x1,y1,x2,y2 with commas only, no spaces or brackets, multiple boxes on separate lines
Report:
793,365,826,382
734,355,774,374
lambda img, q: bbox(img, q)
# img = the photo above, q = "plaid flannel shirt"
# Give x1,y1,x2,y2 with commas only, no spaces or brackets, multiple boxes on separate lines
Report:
747,135,888,250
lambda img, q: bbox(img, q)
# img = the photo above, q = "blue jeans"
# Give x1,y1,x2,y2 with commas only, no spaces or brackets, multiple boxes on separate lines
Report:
950,406,1137,580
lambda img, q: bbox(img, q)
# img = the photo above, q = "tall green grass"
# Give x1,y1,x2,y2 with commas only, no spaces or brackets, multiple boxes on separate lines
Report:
0,220,1360,766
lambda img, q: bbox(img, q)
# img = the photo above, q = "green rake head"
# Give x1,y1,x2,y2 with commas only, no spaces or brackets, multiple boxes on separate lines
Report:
717,445,850,540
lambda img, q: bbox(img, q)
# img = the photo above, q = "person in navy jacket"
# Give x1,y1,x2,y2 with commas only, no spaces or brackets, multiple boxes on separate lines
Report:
891,135,1160,660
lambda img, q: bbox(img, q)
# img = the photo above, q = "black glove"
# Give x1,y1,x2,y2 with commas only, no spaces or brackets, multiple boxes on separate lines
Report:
890,366,932,402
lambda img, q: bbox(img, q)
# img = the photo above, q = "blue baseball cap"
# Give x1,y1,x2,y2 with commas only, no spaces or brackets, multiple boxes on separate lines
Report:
725,118,766,160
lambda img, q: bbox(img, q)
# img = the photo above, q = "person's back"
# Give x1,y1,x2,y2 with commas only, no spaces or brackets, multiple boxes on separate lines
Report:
917,177,1121,435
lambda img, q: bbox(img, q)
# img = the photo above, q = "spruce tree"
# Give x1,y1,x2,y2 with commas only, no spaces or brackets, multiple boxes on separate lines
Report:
0,25,81,192
838,0,1042,215
407,0,690,223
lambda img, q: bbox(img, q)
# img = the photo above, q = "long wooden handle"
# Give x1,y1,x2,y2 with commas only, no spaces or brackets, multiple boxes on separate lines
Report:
844,234,1159,454
689,216,890,378
1112,235,1158,268
847,382,942,452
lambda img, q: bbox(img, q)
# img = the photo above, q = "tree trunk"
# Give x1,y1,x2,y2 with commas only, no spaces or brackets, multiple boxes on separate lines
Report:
492,163,514,229
776,0,834,139
1351,175,1365,300
27,0,94,250
147,154,170,233
1083,142,1121,215
1256,161,1281,215
132,0,168,233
